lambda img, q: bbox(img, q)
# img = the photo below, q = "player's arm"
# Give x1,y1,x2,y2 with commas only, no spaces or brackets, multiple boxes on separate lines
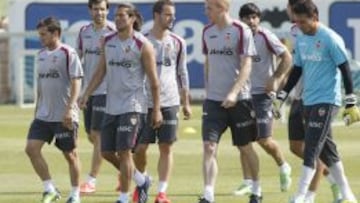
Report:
141,41,163,128
204,56,209,89
222,55,252,108
270,66,302,119
75,31,83,59
177,39,191,120
338,61,360,125
63,52,83,130
266,48,292,92
80,40,106,108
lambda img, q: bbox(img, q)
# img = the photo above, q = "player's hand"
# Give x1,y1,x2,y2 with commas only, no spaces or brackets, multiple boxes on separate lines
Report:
182,104,192,120
63,107,74,130
78,95,88,110
269,90,288,119
221,92,237,108
343,94,360,126
152,108,163,129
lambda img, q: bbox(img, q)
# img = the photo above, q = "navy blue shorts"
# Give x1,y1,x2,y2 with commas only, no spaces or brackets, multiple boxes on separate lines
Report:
202,99,257,146
27,119,78,152
101,112,146,152
83,95,106,134
303,104,340,168
252,94,273,138
288,99,305,141
139,106,179,144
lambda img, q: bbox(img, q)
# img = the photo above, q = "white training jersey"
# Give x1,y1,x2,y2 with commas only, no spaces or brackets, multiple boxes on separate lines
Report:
202,20,257,101
251,26,286,94
103,31,148,115
144,31,189,108
76,22,115,96
36,44,83,122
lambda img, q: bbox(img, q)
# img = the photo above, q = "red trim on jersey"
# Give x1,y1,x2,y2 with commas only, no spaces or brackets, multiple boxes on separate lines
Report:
106,23,115,31
77,23,92,51
232,22,244,55
170,33,184,89
60,46,70,78
104,32,118,43
202,24,214,55
258,31,276,54
132,35,144,50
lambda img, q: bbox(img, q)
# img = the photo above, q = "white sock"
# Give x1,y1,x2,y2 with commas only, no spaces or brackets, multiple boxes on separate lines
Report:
326,172,336,185
328,161,356,201
280,162,291,173
70,186,80,199
86,175,96,186
297,165,316,196
251,181,261,196
204,185,214,202
244,179,253,186
157,181,168,193
43,179,56,193
305,191,316,202
117,192,129,203
133,169,146,186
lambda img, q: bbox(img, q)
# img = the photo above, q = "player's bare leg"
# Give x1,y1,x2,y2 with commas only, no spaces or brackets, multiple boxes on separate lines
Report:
258,137,292,192
201,141,218,203
233,144,253,196
80,130,102,193
237,143,261,201
63,149,81,202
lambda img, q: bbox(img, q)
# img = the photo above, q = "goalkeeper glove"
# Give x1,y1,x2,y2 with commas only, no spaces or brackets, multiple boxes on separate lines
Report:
343,94,360,126
269,90,288,119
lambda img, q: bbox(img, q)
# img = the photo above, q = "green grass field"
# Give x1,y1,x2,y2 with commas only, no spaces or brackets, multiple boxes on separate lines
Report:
0,105,359,203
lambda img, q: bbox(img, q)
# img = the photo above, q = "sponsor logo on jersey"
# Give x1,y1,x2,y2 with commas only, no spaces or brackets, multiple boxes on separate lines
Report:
209,47,234,55
157,57,172,67
85,47,101,55
39,69,60,79
109,59,133,68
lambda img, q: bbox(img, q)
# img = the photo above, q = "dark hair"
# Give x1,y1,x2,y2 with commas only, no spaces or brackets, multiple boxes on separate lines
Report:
36,16,62,35
288,0,303,6
117,3,143,31
292,0,318,17
88,0,109,9
239,3,261,19
152,0,174,18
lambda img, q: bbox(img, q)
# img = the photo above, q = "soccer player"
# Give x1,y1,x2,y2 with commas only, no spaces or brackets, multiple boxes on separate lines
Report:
235,2,292,195
199,0,261,202
273,1,359,202
284,0,342,202
76,0,118,194
25,17,83,203
132,0,191,203
79,3,162,203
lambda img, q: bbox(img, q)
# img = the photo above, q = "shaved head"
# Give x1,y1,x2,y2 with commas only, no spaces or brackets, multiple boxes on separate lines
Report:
207,0,230,11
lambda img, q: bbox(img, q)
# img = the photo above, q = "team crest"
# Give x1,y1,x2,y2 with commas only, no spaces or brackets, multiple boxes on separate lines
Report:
316,40,321,49
130,116,137,125
125,45,131,53
250,110,256,118
318,107,326,117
